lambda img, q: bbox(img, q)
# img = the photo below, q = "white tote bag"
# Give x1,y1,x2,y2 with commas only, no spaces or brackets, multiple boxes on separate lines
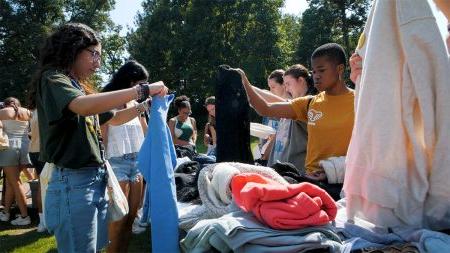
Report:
40,162,55,230
105,161,129,222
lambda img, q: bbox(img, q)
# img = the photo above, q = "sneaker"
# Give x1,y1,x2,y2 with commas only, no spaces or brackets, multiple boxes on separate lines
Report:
139,221,149,227
132,217,147,234
10,215,31,226
132,223,146,234
0,211,10,222
37,221,47,232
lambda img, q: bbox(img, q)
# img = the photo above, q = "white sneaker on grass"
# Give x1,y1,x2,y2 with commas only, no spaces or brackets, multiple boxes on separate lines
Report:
37,213,47,232
37,221,47,232
0,211,10,222
132,217,147,234
10,215,31,226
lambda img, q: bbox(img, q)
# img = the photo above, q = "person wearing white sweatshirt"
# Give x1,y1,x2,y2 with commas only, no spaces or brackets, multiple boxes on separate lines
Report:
345,0,450,230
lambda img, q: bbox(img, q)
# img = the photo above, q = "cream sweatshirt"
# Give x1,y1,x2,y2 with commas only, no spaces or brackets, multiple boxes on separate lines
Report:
344,0,450,230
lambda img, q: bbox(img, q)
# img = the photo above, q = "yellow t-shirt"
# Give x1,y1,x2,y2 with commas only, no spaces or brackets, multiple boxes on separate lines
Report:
290,90,355,174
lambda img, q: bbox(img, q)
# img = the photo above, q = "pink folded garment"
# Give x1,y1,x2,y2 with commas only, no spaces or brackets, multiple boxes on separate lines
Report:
231,173,337,230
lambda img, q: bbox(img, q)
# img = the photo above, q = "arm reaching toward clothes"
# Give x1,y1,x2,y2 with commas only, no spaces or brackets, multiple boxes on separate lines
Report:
236,69,297,119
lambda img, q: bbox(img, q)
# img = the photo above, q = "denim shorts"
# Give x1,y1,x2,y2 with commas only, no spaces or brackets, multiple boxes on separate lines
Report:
108,153,141,182
45,166,108,253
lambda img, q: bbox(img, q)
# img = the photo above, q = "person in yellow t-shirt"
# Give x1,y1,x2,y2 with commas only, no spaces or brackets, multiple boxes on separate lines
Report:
238,43,354,183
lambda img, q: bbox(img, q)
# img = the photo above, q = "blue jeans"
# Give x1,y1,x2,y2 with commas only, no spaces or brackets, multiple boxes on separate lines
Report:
45,166,108,253
108,153,141,182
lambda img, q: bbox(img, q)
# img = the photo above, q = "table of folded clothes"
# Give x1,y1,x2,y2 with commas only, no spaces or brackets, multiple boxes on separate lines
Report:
174,162,450,253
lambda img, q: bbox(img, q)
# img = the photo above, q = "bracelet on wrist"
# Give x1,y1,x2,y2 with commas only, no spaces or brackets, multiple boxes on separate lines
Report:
135,101,150,116
135,104,145,115
137,83,150,102
134,86,140,101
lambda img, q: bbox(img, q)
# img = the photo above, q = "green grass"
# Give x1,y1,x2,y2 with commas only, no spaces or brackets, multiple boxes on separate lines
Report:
195,129,207,154
0,207,151,253
0,226,58,253
0,223,151,253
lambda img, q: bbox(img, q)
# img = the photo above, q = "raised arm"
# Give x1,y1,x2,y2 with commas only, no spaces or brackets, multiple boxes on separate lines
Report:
237,69,296,119
69,84,167,116
253,86,286,103
349,53,363,85
105,100,150,126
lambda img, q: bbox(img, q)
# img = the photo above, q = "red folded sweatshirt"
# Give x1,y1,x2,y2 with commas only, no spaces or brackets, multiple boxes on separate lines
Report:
231,173,337,230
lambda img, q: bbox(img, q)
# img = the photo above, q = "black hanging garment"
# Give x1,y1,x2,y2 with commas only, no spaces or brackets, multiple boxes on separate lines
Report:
215,65,253,164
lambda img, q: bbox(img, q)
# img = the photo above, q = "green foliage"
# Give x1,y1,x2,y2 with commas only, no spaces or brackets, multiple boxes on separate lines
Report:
128,0,296,126
0,0,121,103
63,0,116,31
0,0,64,102
277,14,301,67
100,24,127,76
0,0,369,110
295,0,370,66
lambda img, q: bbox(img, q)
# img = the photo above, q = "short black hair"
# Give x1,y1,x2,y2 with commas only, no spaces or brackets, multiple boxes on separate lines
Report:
311,43,347,67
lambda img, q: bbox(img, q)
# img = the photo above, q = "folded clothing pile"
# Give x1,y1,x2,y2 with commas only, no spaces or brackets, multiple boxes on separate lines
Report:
179,162,288,230
180,211,343,253
231,173,337,230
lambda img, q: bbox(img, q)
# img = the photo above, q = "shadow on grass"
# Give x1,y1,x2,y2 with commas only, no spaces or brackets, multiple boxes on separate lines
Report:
0,207,153,252
0,225,57,253
127,229,152,252
0,224,153,253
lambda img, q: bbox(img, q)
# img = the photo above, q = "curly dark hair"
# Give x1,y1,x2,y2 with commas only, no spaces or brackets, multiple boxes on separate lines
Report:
28,23,101,108
102,60,149,93
174,95,191,110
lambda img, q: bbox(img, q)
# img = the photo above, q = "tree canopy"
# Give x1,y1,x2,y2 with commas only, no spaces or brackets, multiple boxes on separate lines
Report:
0,0,123,102
0,0,370,109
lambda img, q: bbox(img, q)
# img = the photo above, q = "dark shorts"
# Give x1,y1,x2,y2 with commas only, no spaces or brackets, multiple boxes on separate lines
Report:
29,152,45,175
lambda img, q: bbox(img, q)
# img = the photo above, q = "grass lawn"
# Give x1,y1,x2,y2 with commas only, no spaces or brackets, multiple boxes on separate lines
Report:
0,207,151,253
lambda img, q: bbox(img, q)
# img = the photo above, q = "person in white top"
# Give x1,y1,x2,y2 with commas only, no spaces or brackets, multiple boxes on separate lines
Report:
100,61,149,253
0,97,32,226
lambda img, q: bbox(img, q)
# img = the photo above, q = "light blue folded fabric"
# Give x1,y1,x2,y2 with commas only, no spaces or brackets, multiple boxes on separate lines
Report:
139,94,179,253
181,211,342,253
398,229,450,253
339,222,404,252
334,203,450,253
